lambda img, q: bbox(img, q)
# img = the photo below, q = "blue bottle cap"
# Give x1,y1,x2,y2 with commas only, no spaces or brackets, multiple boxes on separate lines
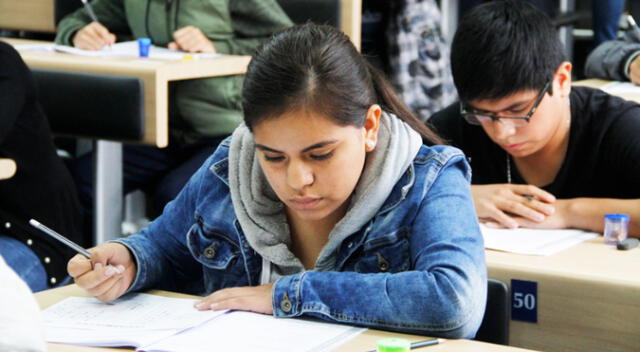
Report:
137,37,151,57
604,213,630,221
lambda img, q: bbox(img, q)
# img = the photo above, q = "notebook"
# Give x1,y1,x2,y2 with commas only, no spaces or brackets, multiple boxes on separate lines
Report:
44,293,365,352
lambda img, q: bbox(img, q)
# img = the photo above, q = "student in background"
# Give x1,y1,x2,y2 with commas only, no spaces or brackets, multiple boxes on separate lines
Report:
0,255,45,352
585,14,640,85
386,0,457,122
0,41,83,292
55,0,292,215
460,0,625,46
67,24,487,338
429,1,640,234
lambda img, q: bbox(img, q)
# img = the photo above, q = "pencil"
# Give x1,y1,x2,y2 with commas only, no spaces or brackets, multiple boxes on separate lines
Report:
29,219,92,258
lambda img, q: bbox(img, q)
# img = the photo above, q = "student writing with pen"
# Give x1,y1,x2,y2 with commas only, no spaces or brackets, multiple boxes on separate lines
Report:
586,14,640,86
428,1,640,234
55,0,292,230
67,24,487,338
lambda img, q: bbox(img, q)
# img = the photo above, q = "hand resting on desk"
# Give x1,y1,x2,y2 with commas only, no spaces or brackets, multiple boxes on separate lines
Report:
472,183,556,229
168,25,216,53
194,283,274,315
629,56,640,86
68,243,136,302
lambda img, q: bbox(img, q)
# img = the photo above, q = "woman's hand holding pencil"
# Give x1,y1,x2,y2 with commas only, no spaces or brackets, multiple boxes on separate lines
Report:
67,243,136,302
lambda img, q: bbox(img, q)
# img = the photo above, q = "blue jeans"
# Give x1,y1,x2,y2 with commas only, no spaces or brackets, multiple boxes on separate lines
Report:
0,235,48,292
593,0,626,46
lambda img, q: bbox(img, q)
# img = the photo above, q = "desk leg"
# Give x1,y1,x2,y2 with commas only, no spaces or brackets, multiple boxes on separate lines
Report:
93,140,123,244
559,0,576,61
440,0,459,43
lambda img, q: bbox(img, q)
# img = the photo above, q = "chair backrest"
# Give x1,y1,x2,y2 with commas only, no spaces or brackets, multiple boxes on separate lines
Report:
277,0,341,27
276,0,361,50
475,279,510,345
31,69,145,142
55,0,83,25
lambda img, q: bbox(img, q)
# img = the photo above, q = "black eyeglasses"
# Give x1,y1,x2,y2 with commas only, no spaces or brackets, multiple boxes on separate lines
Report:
460,79,551,127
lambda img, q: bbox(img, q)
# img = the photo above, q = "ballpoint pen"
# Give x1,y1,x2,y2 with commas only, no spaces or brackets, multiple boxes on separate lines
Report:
627,14,640,42
81,0,100,24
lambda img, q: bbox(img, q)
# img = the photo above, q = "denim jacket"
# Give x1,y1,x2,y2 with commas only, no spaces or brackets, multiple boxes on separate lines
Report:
116,138,487,338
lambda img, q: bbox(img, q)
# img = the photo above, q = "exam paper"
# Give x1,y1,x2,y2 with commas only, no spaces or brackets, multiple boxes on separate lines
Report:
16,41,220,60
140,311,366,352
481,224,598,256
12,44,55,52
44,293,222,330
45,326,179,348
44,294,366,351
600,81,640,95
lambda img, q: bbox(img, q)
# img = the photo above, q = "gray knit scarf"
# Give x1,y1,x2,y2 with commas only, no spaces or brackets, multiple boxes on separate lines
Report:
226,112,422,283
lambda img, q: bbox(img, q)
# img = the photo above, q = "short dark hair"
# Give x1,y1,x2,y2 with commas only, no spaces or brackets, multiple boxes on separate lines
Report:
242,23,443,145
450,0,566,102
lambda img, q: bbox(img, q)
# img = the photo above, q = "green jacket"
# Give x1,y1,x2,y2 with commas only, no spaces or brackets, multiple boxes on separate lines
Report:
56,0,292,144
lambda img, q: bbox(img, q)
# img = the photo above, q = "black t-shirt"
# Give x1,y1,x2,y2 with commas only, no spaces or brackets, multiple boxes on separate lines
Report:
0,41,83,285
428,86,640,199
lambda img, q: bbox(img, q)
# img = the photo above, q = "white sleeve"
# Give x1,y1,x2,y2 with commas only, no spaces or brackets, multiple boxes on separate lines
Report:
0,256,46,352
623,50,640,79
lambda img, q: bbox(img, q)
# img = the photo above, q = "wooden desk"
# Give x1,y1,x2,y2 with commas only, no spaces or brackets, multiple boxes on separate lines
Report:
574,78,640,104
5,37,251,148
0,158,16,180
487,238,640,352
0,0,55,33
0,0,362,51
340,0,362,51
36,285,536,352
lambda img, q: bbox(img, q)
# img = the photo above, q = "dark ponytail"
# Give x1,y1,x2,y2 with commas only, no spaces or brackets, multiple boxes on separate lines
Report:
242,23,443,145
365,60,444,145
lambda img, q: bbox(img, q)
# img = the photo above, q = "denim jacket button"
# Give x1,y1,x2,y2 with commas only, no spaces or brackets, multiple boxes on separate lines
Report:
376,253,390,272
280,292,292,313
203,243,218,259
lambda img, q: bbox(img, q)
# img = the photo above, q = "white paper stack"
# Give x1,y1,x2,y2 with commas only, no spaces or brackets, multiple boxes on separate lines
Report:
43,293,365,352
481,224,598,256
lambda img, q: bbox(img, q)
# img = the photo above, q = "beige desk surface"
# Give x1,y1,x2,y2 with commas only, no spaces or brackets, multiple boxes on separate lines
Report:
36,285,535,352
0,0,55,33
3,38,251,147
574,78,640,104
0,158,16,180
486,237,640,352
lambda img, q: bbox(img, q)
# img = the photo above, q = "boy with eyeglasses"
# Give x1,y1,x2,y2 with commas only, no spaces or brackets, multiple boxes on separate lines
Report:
429,0,640,235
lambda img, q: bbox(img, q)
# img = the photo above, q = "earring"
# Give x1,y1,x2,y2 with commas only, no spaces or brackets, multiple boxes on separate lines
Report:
367,141,376,149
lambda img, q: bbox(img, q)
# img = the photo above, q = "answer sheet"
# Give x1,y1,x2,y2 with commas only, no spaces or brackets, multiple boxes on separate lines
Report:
481,224,598,256
53,41,220,60
13,42,220,60
600,81,640,95
140,311,366,352
44,293,365,351
44,293,222,330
